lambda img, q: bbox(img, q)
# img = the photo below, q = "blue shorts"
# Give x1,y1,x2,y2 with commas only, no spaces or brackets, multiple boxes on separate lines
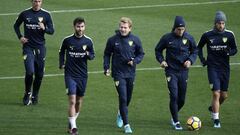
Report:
207,68,229,91
64,76,87,96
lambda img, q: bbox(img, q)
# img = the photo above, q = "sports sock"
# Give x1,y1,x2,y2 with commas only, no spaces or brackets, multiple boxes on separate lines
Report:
75,112,79,120
212,112,219,120
69,117,77,129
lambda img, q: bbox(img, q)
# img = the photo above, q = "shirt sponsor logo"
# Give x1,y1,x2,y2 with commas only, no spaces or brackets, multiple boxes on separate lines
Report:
210,45,227,51
69,51,86,58
25,24,40,30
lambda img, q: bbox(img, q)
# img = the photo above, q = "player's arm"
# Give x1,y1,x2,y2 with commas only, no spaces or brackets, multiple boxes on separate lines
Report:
86,40,95,60
59,39,67,69
103,38,113,76
227,33,238,56
155,36,168,68
131,37,144,65
44,13,54,35
185,36,198,68
13,12,28,44
197,34,207,66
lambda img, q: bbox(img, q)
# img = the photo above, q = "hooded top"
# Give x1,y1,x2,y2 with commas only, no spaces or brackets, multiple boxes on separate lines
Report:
173,16,185,29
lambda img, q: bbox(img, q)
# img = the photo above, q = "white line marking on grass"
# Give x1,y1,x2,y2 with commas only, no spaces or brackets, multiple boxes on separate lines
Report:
0,63,239,80
1,0,239,16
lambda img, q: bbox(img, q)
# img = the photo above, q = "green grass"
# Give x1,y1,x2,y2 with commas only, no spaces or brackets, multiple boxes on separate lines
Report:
0,0,240,135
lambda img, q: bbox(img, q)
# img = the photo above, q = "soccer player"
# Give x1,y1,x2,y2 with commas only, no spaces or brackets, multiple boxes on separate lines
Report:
13,0,54,105
198,11,237,128
155,16,198,130
59,17,95,135
103,17,144,134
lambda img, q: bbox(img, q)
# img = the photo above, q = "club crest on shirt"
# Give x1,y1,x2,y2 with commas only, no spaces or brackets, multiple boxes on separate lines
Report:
128,41,133,46
222,37,228,43
38,17,43,22
115,81,120,87
166,76,171,82
182,38,188,45
82,45,87,51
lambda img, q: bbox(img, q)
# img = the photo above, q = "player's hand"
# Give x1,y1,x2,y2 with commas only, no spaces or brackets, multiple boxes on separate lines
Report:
20,37,28,44
160,61,168,68
104,69,111,76
38,22,45,30
86,51,89,56
201,60,207,67
184,60,191,68
127,60,134,66
59,65,65,70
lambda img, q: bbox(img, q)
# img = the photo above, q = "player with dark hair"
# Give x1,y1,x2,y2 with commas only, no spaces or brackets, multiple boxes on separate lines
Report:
198,11,237,128
59,17,95,135
13,0,54,105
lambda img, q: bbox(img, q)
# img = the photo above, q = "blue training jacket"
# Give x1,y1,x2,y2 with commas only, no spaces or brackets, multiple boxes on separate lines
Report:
155,32,198,72
14,8,54,48
103,31,144,79
59,34,95,78
198,29,237,71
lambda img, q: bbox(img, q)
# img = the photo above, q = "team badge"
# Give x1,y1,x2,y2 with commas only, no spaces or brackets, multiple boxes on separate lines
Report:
182,39,187,45
82,45,87,51
115,81,120,87
38,17,43,22
166,76,171,82
128,41,133,46
23,54,27,60
222,37,228,43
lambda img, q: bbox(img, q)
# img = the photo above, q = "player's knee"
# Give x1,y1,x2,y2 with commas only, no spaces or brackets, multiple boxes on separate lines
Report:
26,71,34,77
69,100,76,106
221,93,228,100
213,91,220,99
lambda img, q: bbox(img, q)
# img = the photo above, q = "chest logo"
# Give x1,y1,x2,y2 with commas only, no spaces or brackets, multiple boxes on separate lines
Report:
222,37,228,43
82,45,87,51
210,39,214,44
38,17,43,22
69,46,74,50
128,41,133,46
182,39,188,45
26,18,32,22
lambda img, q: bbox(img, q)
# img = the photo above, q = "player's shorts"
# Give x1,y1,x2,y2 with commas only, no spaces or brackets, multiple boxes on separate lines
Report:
207,68,229,91
64,76,87,96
